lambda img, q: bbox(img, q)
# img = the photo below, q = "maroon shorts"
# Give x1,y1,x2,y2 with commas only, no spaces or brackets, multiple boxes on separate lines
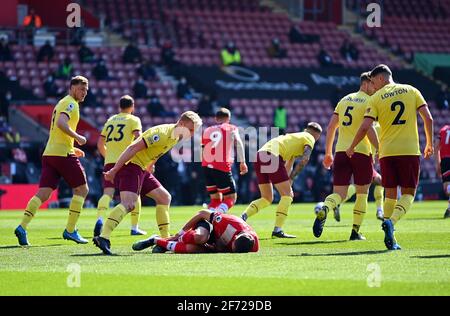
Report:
102,163,115,189
333,152,373,186
380,155,420,188
140,171,162,197
115,163,146,194
254,151,289,185
39,155,87,189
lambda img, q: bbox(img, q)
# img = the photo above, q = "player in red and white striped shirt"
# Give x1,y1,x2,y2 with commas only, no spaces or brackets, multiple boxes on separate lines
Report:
436,125,450,218
201,108,247,213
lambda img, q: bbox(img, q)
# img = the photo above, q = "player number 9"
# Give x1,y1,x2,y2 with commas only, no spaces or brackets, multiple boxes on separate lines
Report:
210,131,222,148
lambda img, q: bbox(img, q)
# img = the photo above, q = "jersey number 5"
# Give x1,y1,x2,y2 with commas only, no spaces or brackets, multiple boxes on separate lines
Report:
105,124,125,142
343,106,354,126
391,101,406,125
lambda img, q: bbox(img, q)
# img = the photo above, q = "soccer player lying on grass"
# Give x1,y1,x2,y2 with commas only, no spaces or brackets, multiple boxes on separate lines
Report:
132,209,259,253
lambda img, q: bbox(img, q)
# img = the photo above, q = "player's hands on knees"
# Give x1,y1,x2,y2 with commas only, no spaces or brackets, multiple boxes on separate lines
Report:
346,147,355,158
240,162,248,175
322,154,333,169
75,134,87,146
74,147,85,158
424,144,434,159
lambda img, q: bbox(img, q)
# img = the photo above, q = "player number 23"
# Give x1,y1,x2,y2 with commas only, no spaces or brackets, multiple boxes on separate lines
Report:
105,124,125,142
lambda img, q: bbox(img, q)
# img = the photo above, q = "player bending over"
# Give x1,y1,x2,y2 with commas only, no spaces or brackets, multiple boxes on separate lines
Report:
93,111,202,255
241,122,322,238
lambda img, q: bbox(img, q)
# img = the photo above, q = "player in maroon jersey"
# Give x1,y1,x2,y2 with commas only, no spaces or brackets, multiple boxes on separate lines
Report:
132,209,259,253
201,108,248,213
435,125,450,218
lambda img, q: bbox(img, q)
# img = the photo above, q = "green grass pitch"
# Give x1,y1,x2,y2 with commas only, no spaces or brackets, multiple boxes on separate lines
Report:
0,201,449,296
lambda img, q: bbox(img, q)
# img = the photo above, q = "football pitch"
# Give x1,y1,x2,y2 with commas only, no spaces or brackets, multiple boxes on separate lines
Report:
0,201,449,296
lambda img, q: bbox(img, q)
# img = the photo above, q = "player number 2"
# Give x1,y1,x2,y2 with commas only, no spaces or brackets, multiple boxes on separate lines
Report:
105,124,125,142
210,131,222,148
391,101,406,125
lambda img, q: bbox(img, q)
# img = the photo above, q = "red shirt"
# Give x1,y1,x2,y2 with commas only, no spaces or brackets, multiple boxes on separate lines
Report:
439,125,450,159
210,212,259,252
201,123,237,173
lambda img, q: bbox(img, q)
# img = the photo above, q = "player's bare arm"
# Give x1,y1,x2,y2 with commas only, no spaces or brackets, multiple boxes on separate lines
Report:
97,135,106,158
74,147,85,158
289,145,312,181
146,160,156,173
234,130,248,175
175,210,212,239
104,138,146,182
323,113,339,169
285,158,294,175
346,117,374,158
132,130,142,139
57,113,86,145
435,138,441,176
366,125,379,153
418,105,434,159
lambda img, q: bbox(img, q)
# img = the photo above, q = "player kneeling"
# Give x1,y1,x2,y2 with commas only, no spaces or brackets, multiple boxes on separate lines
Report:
132,209,259,253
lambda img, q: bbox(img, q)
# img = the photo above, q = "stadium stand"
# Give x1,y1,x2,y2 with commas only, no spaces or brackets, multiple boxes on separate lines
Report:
0,0,448,203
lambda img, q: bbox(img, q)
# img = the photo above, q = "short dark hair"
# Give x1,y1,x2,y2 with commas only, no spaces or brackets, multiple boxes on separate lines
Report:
306,122,322,133
233,233,254,253
119,95,134,109
360,72,371,84
370,64,392,78
70,75,88,87
215,107,231,120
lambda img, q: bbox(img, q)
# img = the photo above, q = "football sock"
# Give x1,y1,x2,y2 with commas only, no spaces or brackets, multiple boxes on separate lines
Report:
383,198,396,220
274,196,293,229
216,197,235,213
352,194,368,232
324,193,342,213
96,194,111,220
156,204,170,238
208,198,221,210
66,195,85,233
391,194,414,225
344,184,356,203
447,184,450,210
101,204,127,239
243,198,271,218
20,196,42,229
374,185,384,211
130,196,141,228
156,239,188,253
